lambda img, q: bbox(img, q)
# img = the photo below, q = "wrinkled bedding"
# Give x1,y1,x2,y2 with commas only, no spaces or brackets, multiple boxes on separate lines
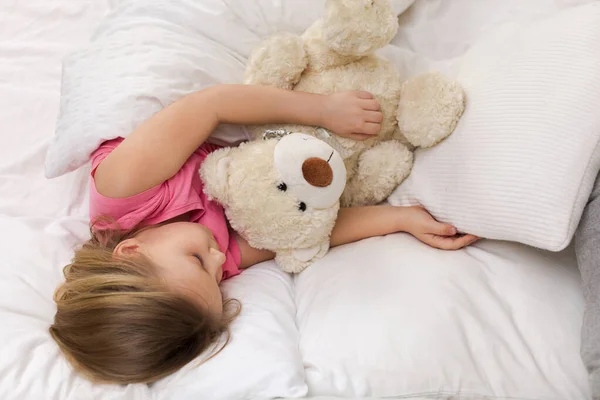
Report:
0,1,595,399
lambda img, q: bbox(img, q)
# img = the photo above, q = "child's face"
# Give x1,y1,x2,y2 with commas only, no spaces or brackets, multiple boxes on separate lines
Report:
115,222,226,318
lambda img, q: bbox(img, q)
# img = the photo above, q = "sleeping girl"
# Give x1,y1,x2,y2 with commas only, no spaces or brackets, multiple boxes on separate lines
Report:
49,84,478,384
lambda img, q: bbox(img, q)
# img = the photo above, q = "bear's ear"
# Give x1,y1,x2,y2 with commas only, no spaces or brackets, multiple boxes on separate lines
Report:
199,147,233,205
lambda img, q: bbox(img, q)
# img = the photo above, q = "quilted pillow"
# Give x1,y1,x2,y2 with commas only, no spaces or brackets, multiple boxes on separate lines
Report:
389,3,600,251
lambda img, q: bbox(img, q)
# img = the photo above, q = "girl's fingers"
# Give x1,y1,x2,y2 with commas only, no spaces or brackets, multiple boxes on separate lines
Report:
360,122,381,136
449,235,478,249
361,99,380,111
425,233,480,250
355,91,374,99
444,234,480,250
365,110,384,123
464,234,480,243
439,236,459,250
429,222,457,237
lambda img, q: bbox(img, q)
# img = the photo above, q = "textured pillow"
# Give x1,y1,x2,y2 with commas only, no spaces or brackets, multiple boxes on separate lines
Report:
389,3,600,251
45,0,259,179
45,0,414,179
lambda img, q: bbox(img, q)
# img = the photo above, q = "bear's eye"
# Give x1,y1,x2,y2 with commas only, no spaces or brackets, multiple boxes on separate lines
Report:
298,202,307,212
277,183,287,192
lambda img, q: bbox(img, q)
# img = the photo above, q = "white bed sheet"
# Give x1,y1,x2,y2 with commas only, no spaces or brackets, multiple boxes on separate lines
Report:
0,2,131,399
0,0,594,399
0,0,108,219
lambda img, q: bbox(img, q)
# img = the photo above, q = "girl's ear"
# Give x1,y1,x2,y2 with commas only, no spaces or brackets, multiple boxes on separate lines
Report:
114,238,141,257
199,147,233,205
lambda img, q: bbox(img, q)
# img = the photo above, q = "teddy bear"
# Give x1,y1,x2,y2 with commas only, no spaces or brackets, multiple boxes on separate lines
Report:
243,0,466,207
200,132,347,273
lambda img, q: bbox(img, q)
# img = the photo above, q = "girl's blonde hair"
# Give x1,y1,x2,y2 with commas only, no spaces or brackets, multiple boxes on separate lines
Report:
49,221,239,384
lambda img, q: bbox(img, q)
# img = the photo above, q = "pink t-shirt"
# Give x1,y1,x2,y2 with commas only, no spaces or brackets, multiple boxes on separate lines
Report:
89,138,241,280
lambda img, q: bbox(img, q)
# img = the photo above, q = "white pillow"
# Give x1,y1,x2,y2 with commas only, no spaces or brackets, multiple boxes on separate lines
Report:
0,216,306,400
45,0,414,179
295,235,589,398
389,3,600,251
154,263,307,400
45,0,255,179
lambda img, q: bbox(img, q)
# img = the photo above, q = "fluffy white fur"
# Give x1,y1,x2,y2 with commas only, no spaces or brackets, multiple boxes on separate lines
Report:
201,0,466,273
200,134,346,273
244,0,466,207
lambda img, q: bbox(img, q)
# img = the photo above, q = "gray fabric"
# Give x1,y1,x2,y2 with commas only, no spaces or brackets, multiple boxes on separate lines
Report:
575,172,600,400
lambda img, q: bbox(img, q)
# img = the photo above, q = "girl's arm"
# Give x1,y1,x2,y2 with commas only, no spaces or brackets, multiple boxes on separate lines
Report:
94,85,381,198
331,206,478,249
237,205,479,268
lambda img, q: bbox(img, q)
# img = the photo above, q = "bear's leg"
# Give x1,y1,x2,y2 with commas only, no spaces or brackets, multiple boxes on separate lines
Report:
341,140,413,207
244,33,307,90
397,72,465,148
275,243,329,274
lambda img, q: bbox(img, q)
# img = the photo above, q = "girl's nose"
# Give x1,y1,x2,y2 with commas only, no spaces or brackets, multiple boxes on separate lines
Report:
210,247,226,266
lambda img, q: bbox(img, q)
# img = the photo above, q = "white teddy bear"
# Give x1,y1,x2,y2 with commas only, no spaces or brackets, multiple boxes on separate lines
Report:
244,0,466,207
201,0,466,274
200,133,346,273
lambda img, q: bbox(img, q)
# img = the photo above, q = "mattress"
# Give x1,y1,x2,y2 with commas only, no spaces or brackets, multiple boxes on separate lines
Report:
0,0,594,399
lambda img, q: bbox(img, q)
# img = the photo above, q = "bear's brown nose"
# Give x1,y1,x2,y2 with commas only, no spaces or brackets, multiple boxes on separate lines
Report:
302,157,333,187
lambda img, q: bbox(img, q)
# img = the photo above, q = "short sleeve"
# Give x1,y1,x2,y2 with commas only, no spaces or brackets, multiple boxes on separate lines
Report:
89,138,202,232
88,138,241,279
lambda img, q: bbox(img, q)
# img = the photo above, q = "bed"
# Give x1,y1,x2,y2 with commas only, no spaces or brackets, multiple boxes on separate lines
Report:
0,0,596,399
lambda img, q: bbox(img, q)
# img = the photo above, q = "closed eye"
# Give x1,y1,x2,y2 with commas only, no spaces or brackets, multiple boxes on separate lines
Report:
193,254,204,268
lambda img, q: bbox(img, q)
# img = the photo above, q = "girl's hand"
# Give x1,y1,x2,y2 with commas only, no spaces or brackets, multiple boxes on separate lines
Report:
404,206,479,250
320,91,383,141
